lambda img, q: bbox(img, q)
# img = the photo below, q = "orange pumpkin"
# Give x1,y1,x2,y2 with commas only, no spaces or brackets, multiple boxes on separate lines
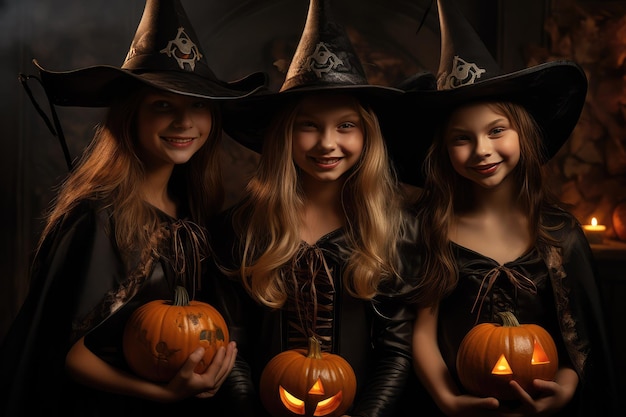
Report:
456,311,558,400
260,337,356,417
123,285,229,382
612,201,626,241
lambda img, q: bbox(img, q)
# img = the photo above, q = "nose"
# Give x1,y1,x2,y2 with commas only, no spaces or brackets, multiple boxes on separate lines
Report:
318,128,337,151
474,135,492,157
172,109,193,129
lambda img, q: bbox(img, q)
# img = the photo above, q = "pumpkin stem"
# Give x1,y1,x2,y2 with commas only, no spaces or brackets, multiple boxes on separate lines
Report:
173,285,190,306
497,311,521,327
307,337,323,360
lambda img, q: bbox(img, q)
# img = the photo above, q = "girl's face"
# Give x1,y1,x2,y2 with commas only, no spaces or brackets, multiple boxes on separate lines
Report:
292,94,364,184
136,90,213,169
443,102,520,189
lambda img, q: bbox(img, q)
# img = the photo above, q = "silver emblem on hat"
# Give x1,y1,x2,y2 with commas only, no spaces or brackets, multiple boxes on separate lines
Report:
160,27,203,71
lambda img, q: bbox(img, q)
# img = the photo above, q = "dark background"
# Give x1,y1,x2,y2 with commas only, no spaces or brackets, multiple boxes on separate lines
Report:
2,0,552,341
11,0,624,357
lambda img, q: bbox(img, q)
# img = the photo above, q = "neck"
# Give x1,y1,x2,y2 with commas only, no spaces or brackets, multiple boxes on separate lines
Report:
142,164,177,217
300,177,346,244
470,178,520,215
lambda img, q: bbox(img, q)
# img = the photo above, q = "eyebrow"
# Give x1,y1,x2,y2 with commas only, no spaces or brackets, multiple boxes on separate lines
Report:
446,117,508,133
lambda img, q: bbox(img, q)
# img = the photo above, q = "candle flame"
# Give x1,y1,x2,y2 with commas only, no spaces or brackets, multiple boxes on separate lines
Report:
591,217,598,226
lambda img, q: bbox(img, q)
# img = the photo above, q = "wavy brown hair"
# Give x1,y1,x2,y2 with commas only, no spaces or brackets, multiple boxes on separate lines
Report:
411,101,563,308
233,93,404,308
37,85,224,266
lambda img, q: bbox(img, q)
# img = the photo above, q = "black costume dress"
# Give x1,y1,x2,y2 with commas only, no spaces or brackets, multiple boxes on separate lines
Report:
424,208,619,416
207,208,419,417
0,200,215,416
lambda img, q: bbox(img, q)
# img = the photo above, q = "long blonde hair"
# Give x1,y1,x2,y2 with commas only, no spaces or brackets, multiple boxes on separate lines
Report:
412,101,563,308
37,85,224,266
233,93,404,308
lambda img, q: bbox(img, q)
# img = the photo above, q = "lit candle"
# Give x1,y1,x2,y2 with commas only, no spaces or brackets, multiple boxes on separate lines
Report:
583,217,606,244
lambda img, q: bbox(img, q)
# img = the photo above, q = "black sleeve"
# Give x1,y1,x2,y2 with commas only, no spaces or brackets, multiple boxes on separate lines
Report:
558,222,620,417
204,208,268,417
350,292,415,417
0,203,124,415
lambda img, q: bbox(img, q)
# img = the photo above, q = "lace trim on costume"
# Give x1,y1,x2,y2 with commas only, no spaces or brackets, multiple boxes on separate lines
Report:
471,265,537,325
542,244,587,375
74,218,208,337
285,244,336,351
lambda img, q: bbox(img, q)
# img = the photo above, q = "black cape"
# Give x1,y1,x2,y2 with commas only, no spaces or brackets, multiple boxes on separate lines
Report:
0,200,215,416
409,207,620,417
205,206,421,417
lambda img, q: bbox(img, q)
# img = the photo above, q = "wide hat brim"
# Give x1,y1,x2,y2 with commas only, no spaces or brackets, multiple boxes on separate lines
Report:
396,60,587,186
35,59,268,107
222,82,409,154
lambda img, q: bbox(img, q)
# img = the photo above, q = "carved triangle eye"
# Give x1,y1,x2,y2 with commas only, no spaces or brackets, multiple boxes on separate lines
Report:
308,378,325,395
532,339,550,365
491,353,513,375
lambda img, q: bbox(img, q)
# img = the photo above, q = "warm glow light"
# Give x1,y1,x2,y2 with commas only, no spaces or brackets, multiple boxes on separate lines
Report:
583,217,606,243
314,391,343,416
491,354,513,375
531,340,550,365
279,386,305,414
308,379,325,395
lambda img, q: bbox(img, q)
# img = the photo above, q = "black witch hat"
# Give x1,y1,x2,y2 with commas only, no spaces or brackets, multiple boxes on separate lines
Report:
222,0,435,154
34,0,267,107
398,0,587,185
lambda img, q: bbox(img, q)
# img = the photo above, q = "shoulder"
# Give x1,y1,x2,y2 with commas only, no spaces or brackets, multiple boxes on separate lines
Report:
542,205,580,228
49,200,113,241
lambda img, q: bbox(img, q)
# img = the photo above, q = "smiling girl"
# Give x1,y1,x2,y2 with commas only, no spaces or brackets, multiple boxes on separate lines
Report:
401,1,618,416
206,1,435,416
0,1,266,415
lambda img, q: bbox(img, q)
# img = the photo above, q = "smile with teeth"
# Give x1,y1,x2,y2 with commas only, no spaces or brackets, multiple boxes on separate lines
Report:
312,157,342,165
162,136,193,143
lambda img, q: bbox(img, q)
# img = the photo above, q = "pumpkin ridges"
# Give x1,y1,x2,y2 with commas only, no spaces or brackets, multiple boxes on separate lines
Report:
456,312,558,400
123,286,229,382
259,337,356,417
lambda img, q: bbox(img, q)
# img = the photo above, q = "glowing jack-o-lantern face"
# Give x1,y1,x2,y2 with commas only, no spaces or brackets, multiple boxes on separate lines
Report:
260,337,357,417
456,311,558,400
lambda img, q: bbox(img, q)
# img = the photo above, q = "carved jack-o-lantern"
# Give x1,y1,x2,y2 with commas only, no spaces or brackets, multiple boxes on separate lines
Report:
260,337,357,417
456,311,558,400
123,286,229,382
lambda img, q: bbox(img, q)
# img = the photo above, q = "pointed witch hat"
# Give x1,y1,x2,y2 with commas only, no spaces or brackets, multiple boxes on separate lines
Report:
222,0,435,155
34,0,267,107
398,0,587,185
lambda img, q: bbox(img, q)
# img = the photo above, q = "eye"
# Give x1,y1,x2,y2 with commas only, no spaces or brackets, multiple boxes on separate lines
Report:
295,120,317,131
152,100,171,110
338,121,357,130
489,126,506,136
447,134,470,146
193,100,212,109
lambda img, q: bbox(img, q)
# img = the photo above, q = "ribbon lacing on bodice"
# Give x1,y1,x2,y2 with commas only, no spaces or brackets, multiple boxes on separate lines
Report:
286,244,336,351
471,264,537,325
107,218,208,314
168,219,208,298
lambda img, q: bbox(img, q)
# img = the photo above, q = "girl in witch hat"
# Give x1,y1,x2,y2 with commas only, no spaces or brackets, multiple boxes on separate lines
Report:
206,1,434,416
400,1,619,416
0,0,267,416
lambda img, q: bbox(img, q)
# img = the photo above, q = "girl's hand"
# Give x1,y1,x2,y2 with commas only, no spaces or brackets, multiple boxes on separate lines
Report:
440,393,499,416
165,341,237,400
496,373,577,417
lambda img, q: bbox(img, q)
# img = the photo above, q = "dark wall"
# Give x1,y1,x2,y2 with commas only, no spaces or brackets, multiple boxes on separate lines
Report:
0,0,548,341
